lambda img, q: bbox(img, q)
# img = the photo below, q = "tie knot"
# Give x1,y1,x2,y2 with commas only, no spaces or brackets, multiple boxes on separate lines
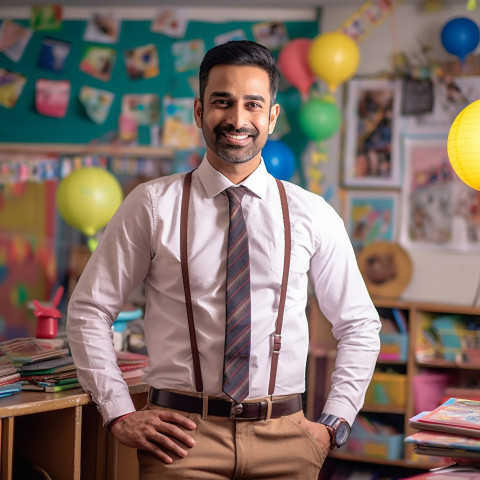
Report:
225,186,248,205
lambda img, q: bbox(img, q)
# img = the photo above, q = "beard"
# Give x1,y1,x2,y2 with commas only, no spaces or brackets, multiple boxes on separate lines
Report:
202,124,268,164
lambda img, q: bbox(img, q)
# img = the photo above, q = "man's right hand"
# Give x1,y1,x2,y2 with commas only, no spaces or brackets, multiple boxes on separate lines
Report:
110,409,197,464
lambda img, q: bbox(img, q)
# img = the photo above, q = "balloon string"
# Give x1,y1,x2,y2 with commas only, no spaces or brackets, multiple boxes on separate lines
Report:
390,1,399,69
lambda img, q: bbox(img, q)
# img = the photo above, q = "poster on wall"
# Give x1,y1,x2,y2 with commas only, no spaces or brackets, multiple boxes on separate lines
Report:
343,78,401,188
0,19,32,62
401,137,480,252
344,190,399,253
404,76,480,136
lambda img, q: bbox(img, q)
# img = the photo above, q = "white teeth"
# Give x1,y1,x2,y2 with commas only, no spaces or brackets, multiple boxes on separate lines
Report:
225,133,248,140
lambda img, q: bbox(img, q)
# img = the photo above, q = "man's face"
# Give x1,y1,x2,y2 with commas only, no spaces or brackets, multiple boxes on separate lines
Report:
194,64,279,166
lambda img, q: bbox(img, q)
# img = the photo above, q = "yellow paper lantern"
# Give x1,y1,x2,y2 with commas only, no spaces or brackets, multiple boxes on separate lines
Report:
308,32,360,92
447,99,480,191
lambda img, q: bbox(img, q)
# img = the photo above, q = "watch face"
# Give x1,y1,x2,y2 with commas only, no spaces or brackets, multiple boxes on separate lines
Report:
335,422,350,446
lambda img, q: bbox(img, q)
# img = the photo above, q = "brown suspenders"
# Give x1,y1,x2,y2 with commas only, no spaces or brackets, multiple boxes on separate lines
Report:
180,170,291,397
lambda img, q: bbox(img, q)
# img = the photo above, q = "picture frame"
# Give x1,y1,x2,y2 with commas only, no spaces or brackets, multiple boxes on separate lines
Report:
343,78,402,188
344,189,399,253
400,137,480,252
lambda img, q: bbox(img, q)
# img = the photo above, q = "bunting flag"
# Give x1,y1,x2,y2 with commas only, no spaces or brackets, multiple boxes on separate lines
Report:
337,0,405,43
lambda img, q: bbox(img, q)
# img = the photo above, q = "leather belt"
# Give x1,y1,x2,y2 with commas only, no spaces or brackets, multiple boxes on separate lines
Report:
149,388,302,420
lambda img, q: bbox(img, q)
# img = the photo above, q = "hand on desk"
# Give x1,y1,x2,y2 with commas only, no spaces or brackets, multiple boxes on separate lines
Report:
110,409,197,464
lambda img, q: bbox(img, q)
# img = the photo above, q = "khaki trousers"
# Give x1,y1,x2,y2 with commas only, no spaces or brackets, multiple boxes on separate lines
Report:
138,401,326,480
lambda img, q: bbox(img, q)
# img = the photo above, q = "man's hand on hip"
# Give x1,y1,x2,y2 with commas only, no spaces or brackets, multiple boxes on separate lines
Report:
110,409,197,464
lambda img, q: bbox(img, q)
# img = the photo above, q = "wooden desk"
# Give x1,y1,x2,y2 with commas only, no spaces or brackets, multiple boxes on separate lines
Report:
0,379,149,480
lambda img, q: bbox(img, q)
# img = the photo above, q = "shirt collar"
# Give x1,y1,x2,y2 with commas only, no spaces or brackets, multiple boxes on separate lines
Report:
197,155,270,199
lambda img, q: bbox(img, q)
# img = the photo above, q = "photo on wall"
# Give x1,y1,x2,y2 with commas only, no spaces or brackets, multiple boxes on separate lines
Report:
401,137,480,252
343,78,401,188
344,190,399,253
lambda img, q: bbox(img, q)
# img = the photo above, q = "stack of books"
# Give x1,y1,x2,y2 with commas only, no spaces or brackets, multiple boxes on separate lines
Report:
406,397,480,460
0,351,20,386
0,337,78,393
19,356,79,392
116,350,149,380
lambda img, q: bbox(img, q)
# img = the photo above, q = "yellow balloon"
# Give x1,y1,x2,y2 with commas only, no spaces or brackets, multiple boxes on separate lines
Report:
56,167,123,236
308,32,360,92
448,99,480,191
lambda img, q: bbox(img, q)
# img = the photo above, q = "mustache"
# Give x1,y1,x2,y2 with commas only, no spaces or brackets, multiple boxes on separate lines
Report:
214,125,258,136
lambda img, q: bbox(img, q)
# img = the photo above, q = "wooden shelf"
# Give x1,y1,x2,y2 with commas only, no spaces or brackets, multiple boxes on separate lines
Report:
306,298,480,472
0,378,149,480
0,142,173,158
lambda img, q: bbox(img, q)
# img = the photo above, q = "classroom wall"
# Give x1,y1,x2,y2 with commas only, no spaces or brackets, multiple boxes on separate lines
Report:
321,2,480,307
2,3,480,309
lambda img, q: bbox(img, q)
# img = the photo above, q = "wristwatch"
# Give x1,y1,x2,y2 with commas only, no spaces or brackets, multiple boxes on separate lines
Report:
317,413,351,449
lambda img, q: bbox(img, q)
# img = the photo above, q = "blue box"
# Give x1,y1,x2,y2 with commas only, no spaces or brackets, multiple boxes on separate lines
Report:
378,333,408,362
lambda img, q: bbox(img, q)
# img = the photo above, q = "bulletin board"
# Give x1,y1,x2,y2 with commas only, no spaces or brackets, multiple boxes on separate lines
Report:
0,17,320,146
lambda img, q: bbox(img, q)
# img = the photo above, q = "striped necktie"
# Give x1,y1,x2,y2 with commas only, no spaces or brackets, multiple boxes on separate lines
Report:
223,186,251,403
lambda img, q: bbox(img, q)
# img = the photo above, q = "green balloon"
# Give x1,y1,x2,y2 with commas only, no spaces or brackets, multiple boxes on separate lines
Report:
298,98,342,141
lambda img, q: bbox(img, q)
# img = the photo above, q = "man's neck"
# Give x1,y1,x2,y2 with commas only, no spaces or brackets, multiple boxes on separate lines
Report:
206,155,261,185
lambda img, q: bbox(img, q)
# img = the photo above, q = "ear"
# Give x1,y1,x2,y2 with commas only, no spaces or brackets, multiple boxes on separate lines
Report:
268,103,280,135
194,97,203,128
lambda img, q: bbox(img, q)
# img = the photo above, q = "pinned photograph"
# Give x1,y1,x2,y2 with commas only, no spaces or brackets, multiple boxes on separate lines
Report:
119,114,138,143
84,12,120,44
79,86,114,124
0,19,33,62
124,44,159,80
151,8,188,38
162,97,201,149
251,22,288,50
0,69,26,108
37,37,71,72
35,78,70,118
122,93,159,125
80,45,116,81
214,29,247,46
171,39,205,73
30,5,63,31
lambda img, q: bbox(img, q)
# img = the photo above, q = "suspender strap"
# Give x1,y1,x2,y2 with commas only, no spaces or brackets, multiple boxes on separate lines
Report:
180,171,203,392
180,171,291,396
268,179,291,396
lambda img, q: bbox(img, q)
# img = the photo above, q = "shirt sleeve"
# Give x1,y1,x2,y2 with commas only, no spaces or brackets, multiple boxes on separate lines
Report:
309,201,381,427
66,184,154,424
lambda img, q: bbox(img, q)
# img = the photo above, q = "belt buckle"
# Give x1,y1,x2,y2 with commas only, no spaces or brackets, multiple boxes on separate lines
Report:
230,403,246,420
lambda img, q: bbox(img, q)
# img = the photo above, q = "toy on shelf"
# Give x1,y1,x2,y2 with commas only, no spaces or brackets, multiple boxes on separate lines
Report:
32,286,64,339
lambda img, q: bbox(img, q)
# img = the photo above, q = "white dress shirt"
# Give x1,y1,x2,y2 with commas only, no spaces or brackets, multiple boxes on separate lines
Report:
67,157,380,426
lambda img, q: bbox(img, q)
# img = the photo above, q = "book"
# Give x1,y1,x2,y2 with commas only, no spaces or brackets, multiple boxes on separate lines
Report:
409,398,480,438
405,429,480,452
0,382,22,398
0,338,69,366
412,445,480,459
401,464,480,479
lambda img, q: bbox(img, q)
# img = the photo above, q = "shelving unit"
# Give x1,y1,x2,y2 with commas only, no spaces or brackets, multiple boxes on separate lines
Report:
0,378,149,480
306,296,480,472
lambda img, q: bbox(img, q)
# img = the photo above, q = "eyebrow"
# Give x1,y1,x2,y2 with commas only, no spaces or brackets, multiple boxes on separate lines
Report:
209,91,266,103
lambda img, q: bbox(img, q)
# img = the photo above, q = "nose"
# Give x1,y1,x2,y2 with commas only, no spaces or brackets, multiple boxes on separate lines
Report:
224,104,248,130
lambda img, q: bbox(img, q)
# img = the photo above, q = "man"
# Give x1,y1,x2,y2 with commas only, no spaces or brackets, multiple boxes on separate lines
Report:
67,40,380,479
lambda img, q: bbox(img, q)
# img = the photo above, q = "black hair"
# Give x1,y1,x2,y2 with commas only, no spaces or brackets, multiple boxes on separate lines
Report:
198,40,279,106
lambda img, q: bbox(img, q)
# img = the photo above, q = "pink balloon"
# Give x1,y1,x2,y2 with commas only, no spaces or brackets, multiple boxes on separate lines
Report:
277,38,315,101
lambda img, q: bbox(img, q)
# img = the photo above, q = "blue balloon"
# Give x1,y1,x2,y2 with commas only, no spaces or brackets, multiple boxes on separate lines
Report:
262,140,296,181
441,17,480,63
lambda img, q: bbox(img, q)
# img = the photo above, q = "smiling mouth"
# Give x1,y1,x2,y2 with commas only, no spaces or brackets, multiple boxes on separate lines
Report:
224,133,249,140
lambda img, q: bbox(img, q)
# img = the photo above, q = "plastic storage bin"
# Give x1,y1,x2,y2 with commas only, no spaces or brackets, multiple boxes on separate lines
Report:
378,332,408,361
344,430,404,460
364,372,407,408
